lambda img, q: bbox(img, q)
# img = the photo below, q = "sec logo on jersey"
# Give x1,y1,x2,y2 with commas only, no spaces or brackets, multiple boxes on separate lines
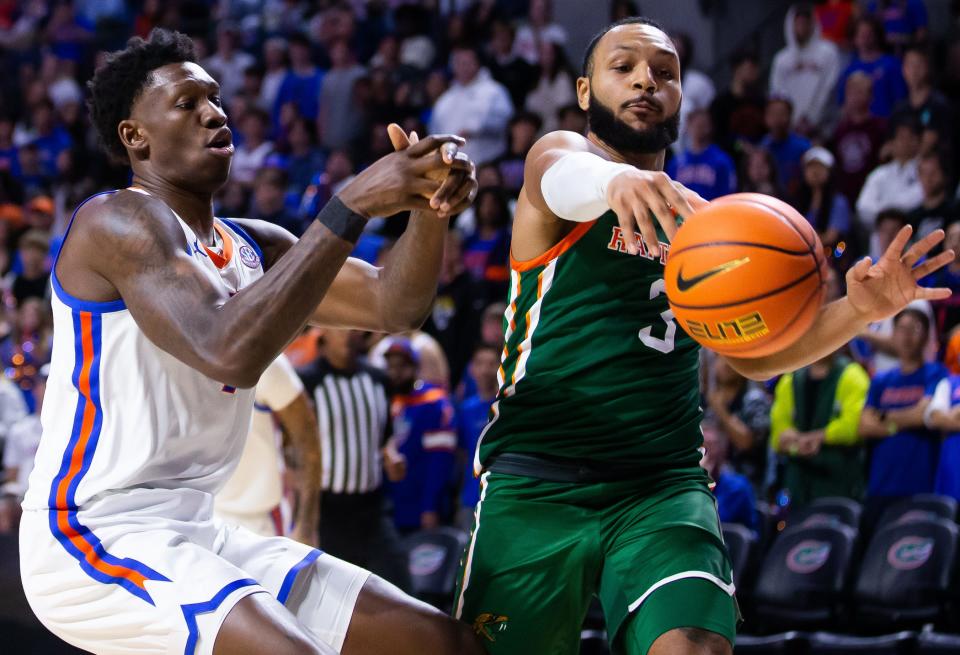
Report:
239,244,260,268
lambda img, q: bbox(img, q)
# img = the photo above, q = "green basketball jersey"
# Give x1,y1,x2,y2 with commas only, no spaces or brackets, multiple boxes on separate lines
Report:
475,210,703,473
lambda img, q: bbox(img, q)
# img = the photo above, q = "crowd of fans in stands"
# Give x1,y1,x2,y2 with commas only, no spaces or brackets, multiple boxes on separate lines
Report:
0,0,958,560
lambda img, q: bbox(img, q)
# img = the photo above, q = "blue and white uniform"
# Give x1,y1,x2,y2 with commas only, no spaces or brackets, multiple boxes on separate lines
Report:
19,189,367,655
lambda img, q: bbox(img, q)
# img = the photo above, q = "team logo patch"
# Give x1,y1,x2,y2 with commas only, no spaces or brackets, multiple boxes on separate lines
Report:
408,544,446,577
472,613,509,642
887,536,934,570
239,244,260,268
786,540,832,573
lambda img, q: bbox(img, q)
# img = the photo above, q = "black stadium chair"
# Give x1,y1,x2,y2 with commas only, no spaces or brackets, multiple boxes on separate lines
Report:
722,523,757,589
400,527,468,612
734,631,805,654
877,495,958,529
916,630,960,653
753,523,857,630
854,517,958,630
806,631,916,654
790,497,863,531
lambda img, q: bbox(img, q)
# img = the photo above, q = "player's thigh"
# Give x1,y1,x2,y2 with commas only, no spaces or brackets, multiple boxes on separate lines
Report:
454,473,600,655
599,482,738,655
340,574,483,655
215,593,332,655
614,578,736,655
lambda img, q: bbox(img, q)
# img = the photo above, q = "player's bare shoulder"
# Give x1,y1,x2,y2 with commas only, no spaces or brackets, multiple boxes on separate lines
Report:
514,131,600,261
56,189,191,302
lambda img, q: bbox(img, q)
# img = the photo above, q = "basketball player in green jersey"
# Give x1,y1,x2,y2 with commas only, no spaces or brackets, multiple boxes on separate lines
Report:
453,17,955,655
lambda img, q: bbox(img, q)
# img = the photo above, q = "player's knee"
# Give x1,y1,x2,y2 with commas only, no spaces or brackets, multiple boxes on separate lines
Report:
649,627,732,655
675,628,732,655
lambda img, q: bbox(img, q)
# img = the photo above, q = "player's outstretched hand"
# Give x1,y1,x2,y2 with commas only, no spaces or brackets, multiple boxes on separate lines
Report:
386,123,478,219
846,225,955,323
605,170,708,258
338,126,476,219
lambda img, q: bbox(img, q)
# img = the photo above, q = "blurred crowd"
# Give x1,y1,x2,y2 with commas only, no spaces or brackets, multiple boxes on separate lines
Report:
0,0,956,572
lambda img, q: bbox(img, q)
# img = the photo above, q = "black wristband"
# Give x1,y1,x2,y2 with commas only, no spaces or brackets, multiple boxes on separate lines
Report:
318,196,366,243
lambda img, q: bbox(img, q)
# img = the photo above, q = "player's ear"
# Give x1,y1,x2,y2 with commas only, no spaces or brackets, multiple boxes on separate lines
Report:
118,119,149,160
576,76,590,112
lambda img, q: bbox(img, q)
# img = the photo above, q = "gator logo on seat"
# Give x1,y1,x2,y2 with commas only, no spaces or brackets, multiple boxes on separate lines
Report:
887,536,934,570
473,613,509,642
786,540,832,573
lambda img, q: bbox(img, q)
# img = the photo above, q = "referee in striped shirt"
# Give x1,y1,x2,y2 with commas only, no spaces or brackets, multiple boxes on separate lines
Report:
299,328,410,590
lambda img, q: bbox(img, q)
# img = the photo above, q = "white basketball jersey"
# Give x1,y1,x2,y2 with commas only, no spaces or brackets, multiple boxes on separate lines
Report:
216,354,303,517
23,189,266,522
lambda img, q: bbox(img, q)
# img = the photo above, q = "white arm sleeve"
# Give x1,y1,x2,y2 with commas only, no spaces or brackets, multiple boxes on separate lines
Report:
540,151,635,221
924,377,952,428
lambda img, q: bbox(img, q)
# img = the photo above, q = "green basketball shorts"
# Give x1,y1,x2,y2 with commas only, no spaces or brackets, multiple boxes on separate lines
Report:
453,466,739,655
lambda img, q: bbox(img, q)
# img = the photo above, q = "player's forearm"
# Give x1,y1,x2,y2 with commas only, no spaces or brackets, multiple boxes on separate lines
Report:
724,297,869,381
212,209,361,387
376,211,449,332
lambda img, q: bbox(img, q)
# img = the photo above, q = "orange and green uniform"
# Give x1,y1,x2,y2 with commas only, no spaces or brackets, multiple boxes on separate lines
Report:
454,211,739,655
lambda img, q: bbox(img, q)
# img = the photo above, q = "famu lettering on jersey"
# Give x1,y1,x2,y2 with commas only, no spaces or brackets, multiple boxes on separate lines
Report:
475,211,703,474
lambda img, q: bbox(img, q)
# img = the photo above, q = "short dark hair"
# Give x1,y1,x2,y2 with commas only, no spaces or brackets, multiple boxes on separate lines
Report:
894,307,930,335
510,110,543,131
582,16,665,77
87,28,197,162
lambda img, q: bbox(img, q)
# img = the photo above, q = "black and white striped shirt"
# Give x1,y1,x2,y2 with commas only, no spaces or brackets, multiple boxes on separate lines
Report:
299,360,391,494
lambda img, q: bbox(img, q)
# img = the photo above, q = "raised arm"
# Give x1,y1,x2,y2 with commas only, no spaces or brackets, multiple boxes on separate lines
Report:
725,226,955,381
65,135,468,389
233,127,477,334
516,130,704,262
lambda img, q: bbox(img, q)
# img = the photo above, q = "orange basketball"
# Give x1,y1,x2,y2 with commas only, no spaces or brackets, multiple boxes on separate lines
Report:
664,193,828,358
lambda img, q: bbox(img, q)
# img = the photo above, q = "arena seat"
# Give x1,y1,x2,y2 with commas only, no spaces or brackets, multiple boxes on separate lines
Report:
916,630,960,653
734,631,805,654
753,523,856,629
722,522,757,589
854,517,958,630
806,631,916,654
789,497,863,530
400,527,468,612
877,495,958,530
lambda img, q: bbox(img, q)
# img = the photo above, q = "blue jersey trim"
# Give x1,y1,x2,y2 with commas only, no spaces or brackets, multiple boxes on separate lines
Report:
277,549,322,605
181,578,259,655
51,272,127,313
51,189,128,313
220,218,264,262
47,310,169,605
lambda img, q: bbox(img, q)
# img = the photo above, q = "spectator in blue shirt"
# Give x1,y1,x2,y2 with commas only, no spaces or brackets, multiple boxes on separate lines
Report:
457,343,499,525
864,0,927,52
666,109,736,201
761,97,811,202
384,339,458,534
837,16,908,118
859,308,946,505
927,373,960,501
273,33,324,124
701,419,757,530
28,100,72,178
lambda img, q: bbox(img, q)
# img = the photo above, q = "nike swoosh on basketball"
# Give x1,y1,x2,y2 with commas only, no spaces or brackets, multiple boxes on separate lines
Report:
676,257,751,292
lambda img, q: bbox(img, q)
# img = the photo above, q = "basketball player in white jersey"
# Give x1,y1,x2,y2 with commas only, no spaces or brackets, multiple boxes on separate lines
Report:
19,29,480,655
215,354,320,546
